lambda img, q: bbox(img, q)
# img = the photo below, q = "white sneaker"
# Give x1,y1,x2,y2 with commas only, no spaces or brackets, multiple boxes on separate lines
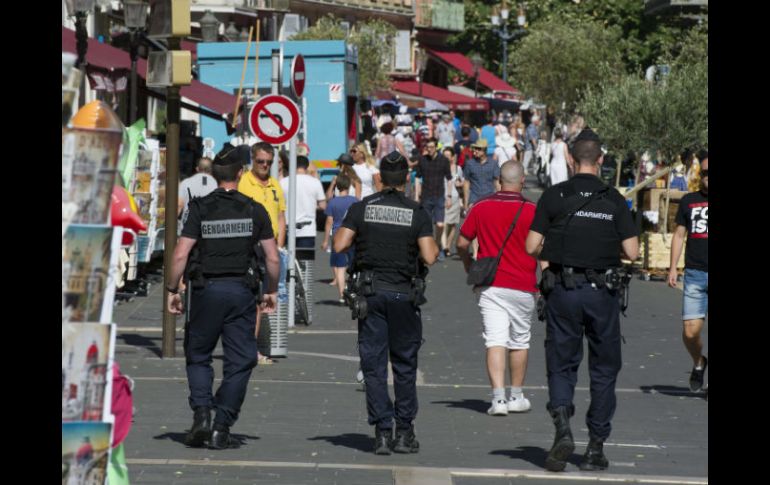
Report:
487,399,508,416
507,396,532,413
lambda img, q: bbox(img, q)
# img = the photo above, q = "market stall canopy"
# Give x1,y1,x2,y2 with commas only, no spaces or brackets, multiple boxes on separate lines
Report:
485,97,522,113
391,81,489,111
421,98,450,112
427,49,522,99
62,27,240,126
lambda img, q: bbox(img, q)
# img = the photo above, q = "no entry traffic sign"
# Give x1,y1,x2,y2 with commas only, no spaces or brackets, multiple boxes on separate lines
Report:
291,54,306,98
249,95,301,145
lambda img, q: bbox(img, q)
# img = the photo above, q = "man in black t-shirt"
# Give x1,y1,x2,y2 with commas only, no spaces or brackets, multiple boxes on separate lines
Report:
668,155,708,392
334,151,438,455
416,138,453,259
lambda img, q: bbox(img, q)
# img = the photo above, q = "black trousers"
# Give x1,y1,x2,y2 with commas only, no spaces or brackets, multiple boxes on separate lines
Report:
185,279,257,428
358,290,423,431
545,279,622,440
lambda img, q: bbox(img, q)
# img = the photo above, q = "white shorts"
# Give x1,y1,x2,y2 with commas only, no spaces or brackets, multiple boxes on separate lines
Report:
477,286,535,349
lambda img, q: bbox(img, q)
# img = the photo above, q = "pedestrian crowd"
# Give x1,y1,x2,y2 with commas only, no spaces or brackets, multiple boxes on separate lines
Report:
171,109,707,474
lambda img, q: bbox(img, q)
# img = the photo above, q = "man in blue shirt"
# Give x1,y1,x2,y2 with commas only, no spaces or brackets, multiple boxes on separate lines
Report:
523,115,541,175
462,138,501,212
480,114,498,158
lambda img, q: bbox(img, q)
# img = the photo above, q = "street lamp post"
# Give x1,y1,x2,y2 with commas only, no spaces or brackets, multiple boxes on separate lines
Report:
123,0,148,125
470,53,483,99
66,0,96,108
490,3,526,85
66,0,96,69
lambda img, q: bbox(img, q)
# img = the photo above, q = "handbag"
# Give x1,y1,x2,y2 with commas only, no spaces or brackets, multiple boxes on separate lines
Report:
466,202,526,287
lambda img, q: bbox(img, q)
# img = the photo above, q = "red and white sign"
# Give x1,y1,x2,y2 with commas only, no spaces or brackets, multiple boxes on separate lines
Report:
329,83,342,103
291,54,306,98
248,95,301,145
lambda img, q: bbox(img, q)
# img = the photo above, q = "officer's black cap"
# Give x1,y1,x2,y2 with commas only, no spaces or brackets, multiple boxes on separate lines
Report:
574,127,602,144
380,151,408,172
337,153,354,166
214,144,244,166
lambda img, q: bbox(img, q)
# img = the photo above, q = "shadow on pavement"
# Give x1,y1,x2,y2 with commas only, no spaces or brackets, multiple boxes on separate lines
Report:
307,433,372,452
491,446,583,469
431,399,489,414
117,333,165,358
153,432,260,448
640,385,707,400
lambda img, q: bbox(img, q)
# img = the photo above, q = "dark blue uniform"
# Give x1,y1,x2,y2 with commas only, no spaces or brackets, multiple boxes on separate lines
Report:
341,188,433,440
531,172,637,470
181,189,274,430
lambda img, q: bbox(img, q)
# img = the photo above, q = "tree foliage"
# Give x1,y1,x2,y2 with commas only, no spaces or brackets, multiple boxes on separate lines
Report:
578,58,707,168
508,18,623,114
450,0,705,87
290,14,396,97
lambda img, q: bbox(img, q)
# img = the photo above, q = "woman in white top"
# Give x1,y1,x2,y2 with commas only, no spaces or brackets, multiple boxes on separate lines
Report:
441,147,464,257
549,127,570,186
351,142,381,198
494,131,517,167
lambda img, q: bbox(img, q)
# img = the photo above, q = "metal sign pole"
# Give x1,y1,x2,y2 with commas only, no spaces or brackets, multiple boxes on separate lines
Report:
287,136,297,328
270,49,280,180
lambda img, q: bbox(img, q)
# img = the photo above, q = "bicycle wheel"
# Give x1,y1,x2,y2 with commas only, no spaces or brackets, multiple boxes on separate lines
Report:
293,260,310,325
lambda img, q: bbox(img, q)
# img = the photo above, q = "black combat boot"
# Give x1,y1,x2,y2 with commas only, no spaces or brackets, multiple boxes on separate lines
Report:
544,406,575,472
392,426,419,454
579,436,609,471
184,407,211,447
209,423,235,450
374,427,393,455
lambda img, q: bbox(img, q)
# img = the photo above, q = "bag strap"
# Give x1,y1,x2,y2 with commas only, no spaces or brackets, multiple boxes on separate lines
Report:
494,201,526,265
557,185,611,260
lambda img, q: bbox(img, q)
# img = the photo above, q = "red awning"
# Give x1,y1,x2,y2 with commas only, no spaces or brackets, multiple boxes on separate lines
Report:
390,81,488,111
427,49,521,96
62,27,239,124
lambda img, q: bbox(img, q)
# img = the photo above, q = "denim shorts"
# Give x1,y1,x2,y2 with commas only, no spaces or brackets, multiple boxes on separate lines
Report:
330,248,353,268
682,268,708,320
422,196,445,224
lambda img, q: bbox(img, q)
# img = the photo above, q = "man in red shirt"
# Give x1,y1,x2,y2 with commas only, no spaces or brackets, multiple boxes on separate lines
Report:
457,160,538,416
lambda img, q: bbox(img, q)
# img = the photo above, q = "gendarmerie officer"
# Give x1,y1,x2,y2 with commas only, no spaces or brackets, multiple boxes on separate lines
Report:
167,146,280,450
333,150,439,455
525,128,639,472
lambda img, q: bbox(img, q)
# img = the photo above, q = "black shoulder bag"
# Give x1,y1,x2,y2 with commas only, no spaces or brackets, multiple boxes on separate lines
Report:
466,202,526,287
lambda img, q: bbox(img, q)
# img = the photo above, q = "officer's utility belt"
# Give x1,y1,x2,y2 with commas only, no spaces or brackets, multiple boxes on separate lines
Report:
196,272,262,296
352,270,425,304
204,274,246,281
372,281,413,293
539,265,632,317
542,266,624,291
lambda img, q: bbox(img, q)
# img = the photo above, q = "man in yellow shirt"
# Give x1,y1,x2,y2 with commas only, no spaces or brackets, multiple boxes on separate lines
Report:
238,142,286,248
238,142,287,364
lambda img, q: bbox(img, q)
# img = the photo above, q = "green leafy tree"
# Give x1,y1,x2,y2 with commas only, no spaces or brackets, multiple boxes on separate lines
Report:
579,48,707,169
290,14,396,97
579,55,706,233
508,17,623,114
451,0,704,87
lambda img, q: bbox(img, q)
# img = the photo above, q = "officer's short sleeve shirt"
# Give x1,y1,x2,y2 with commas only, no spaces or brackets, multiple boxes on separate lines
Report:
531,175,637,268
